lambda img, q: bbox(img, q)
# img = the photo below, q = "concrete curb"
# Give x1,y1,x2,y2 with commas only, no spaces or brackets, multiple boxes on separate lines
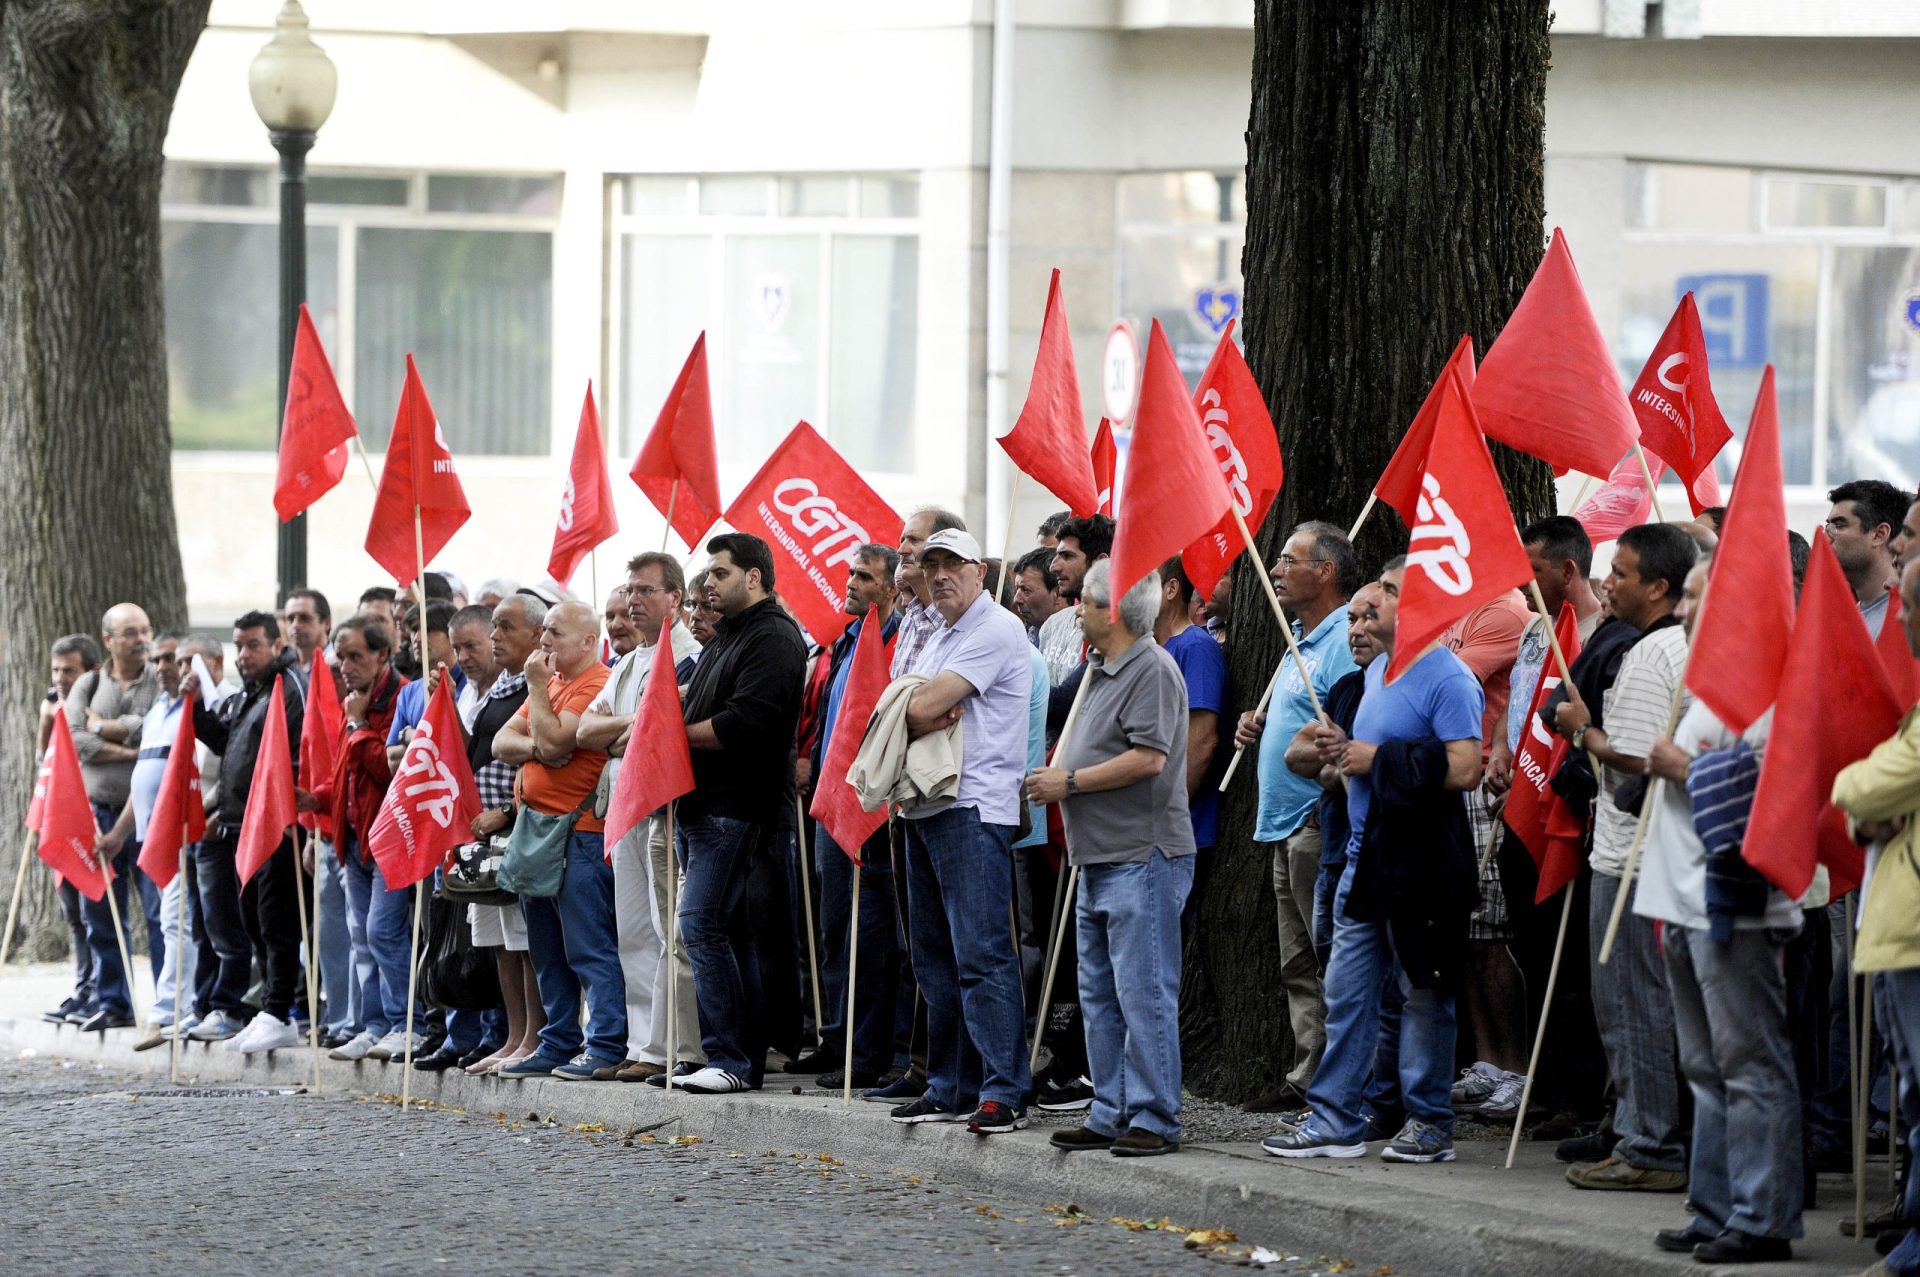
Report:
1,1013,1861,1277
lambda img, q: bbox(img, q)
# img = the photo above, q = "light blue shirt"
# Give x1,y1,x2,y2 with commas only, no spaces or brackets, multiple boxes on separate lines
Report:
1347,647,1484,854
906,590,1034,827
1254,607,1357,842
1014,645,1050,849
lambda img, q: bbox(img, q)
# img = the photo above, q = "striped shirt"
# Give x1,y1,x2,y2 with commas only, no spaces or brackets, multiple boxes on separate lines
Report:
1592,624,1690,876
890,598,943,680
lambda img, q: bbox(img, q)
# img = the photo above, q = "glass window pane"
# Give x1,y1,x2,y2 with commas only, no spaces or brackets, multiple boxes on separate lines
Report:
1117,172,1237,227
859,176,920,219
618,234,712,454
829,236,918,472
781,176,850,217
427,174,560,216
1615,241,1819,485
163,221,338,450
1624,163,1753,233
625,176,693,216
1117,231,1244,385
161,164,271,208
721,235,820,459
1826,246,1920,491
1766,177,1886,231
700,177,771,217
354,228,552,456
309,175,410,207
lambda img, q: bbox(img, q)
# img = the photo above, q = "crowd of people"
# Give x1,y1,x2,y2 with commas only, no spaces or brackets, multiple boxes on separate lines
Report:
28,482,1920,1273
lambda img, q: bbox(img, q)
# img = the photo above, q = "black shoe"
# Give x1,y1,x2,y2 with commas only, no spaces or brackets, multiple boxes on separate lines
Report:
1556,1129,1612,1163
63,1003,97,1025
1691,1230,1790,1264
644,1062,702,1089
1035,1074,1096,1112
783,1047,839,1075
1240,1083,1309,1113
1654,1225,1716,1254
317,1028,352,1050
458,1042,501,1070
43,996,85,1025
412,1047,465,1072
1111,1126,1178,1157
79,1009,134,1033
817,1068,886,1090
1362,1109,1409,1141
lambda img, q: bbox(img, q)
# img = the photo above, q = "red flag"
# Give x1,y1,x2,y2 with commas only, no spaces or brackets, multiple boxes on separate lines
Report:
998,269,1098,518
1091,418,1117,517
632,333,724,550
723,421,904,647
138,702,205,890
1375,336,1476,526
297,655,344,839
35,715,109,902
1877,588,1920,710
1502,605,1587,902
1630,294,1731,515
1574,449,1656,544
1685,367,1794,735
1110,321,1235,604
1386,358,1534,682
24,741,54,834
808,608,896,857
1744,535,1901,899
273,303,357,521
367,678,480,891
236,676,297,887
1181,321,1287,599
364,355,471,588
1473,229,1640,480
548,383,621,587
604,630,698,849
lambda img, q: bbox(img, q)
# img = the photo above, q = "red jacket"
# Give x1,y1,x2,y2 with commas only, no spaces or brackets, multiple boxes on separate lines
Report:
311,665,406,861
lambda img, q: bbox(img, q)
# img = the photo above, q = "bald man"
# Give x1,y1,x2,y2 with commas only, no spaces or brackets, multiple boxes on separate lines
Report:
67,602,164,1031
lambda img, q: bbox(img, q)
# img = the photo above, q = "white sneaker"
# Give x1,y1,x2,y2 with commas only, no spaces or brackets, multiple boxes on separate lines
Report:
238,1013,300,1054
169,1015,200,1039
188,1009,244,1042
329,1029,378,1061
223,1016,268,1052
1450,1061,1503,1109
1473,1072,1527,1120
368,1029,412,1061
677,1065,751,1094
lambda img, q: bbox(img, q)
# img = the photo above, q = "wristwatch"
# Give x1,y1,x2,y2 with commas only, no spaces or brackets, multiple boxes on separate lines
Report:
345,719,369,733
1065,770,1079,797
1571,722,1593,748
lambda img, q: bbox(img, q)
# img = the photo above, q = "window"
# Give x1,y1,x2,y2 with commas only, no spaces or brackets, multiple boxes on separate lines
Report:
1116,172,1244,386
161,165,559,455
1618,162,1920,492
613,173,920,473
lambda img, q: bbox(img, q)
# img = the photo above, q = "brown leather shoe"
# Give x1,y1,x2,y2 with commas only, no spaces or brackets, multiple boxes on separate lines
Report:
1049,1125,1116,1152
614,1059,664,1083
1565,1157,1686,1192
1111,1127,1178,1157
132,1027,168,1052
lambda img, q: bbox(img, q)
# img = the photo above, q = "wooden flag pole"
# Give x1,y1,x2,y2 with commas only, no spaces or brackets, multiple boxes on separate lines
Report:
795,792,825,1048
1477,807,1505,879
351,433,383,495
1565,473,1599,517
1232,507,1324,718
842,861,862,1105
309,830,325,1092
1857,978,1875,1244
665,801,679,1091
1524,581,1600,779
290,826,322,1093
993,471,1024,607
402,504,432,1111
1845,892,1861,1226
1505,886,1575,1169
1028,672,1094,1073
98,846,143,1032
1217,663,1282,794
169,818,189,1086
1633,446,1667,524
661,485,679,554
0,833,34,968
1346,494,1377,543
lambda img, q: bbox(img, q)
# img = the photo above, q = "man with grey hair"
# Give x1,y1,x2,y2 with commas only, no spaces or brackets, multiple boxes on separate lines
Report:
892,507,966,679
476,578,520,609
1027,562,1195,1156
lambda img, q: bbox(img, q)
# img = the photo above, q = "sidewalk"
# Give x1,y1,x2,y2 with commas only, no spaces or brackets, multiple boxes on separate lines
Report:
0,963,1889,1277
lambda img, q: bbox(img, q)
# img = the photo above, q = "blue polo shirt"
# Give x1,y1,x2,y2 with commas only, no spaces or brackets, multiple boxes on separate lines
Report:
388,665,468,745
1253,606,1357,843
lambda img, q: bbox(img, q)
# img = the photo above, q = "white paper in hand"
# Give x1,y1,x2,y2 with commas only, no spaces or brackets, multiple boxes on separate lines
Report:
190,652,229,707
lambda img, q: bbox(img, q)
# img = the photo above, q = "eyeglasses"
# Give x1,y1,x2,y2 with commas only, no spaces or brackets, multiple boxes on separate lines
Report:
628,585,675,599
1275,556,1330,571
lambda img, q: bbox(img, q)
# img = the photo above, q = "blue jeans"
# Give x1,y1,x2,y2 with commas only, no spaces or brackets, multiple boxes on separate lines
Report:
676,812,768,1079
1879,968,1920,1276
1313,853,1344,974
315,841,357,1034
366,856,421,1031
1665,925,1803,1240
337,845,390,1038
1076,850,1194,1141
1306,855,1456,1142
815,822,906,1074
1589,872,1687,1171
902,806,1032,1110
522,831,627,1062
190,835,251,1019
82,804,162,1016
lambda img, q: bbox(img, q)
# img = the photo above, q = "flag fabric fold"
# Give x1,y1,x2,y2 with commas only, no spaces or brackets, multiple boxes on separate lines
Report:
998,268,1098,518
298,655,344,839
273,303,357,522
236,676,297,888
604,631,697,849
632,332,724,550
139,701,205,890
809,608,896,854
1181,321,1286,599
364,355,471,588
1629,293,1732,515
35,715,109,902
1091,418,1117,518
1375,336,1476,526
367,678,480,891
1501,603,1587,902
548,383,620,587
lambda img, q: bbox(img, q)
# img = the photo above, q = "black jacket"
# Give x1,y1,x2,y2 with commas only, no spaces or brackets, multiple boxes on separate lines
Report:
1344,737,1474,992
681,597,809,826
194,646,306,833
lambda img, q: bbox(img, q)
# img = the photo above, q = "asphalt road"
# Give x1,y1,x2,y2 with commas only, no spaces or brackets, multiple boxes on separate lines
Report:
0,1054,1361,1276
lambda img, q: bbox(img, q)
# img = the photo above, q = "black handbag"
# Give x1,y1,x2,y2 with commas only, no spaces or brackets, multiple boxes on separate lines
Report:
418,890,502,1012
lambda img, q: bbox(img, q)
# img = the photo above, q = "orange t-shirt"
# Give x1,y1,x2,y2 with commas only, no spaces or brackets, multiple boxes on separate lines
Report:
515,663,611,833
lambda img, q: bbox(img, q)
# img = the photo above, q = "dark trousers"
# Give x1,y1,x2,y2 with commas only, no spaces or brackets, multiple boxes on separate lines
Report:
1024,843,1086,1079
241,838,302,1021
752,831,803,1065
191,836,251,1018
889,819,929,1080
57,878,94,1004
81,804,162,1017
815,822,907,1073
1497,834,1606,1116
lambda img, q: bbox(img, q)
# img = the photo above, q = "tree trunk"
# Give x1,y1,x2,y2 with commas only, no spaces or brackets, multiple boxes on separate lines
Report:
0,2,208,963
1183,0,1559,1101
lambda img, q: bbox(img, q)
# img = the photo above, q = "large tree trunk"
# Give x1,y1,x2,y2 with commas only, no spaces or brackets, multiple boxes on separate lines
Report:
0,2,207,962
1183,0,1559,1101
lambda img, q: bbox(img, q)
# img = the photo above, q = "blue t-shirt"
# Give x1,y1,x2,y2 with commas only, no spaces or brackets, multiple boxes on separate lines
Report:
1254,608,1357,842
1013,645,1050,849
388,664,468,745
1164,625,1228,847
1346,647,1483,856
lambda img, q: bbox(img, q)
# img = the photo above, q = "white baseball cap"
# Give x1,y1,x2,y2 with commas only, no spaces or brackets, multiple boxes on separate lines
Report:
918,528,983,564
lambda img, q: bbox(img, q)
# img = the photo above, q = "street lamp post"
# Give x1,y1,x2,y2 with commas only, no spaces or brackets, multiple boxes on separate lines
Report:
250,0,337,605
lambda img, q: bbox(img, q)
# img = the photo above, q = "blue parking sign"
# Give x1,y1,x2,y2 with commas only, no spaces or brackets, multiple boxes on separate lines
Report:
1677,273,1769,368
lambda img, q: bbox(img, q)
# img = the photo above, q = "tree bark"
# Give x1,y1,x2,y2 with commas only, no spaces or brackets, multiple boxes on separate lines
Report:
0,1,208,962
1184,0,1559,1100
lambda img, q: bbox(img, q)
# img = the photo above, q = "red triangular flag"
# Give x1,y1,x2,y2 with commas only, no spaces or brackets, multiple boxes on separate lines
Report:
138,702,205,890
548,383,621,587
364,355,472,588
24,741,55,834
1630,293,1732,516
632,332,724,551
1181,320,1286,599
36,715,110,902
809,608,896,856
1091,418,1117,518
236,676,298,887
366,677,480,891
1573,448,1657,545
1501,604,1587,902
1744,534,1902,899
604,630,696,849
1375,336,1476,526
1386,358,1534,682
273,303,358,522
1685,367,1794,735
1474,229,1641,480
1877,588,1920,710
1110,320,1235,604
297,655,344,839
998,269,1098,518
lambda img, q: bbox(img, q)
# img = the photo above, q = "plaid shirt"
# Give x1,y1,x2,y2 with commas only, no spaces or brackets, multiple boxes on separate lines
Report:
890,597,942,679
471,670,527,811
